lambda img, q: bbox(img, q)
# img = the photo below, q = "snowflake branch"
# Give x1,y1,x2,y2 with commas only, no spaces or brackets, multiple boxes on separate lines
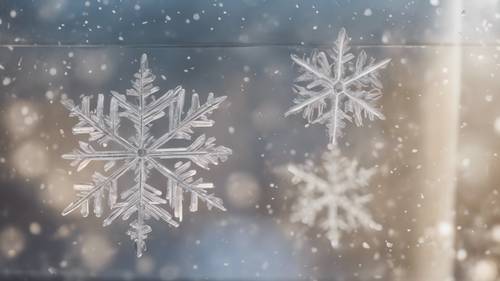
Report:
335,28,347,81
291,54,334,85
284,89,333,117
344,58,391,86
148,135,231,169
330,94,341,144
62,141,135,171
110,91,139,116
149,94,226,150
143,86,183,124
62,150,134,162
342,91,385,121
147,158,226,211
62,159,137,216
288,165,330,193
61,98,136,151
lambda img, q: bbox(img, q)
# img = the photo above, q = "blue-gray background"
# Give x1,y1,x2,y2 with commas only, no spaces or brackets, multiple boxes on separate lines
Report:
1,1,500,281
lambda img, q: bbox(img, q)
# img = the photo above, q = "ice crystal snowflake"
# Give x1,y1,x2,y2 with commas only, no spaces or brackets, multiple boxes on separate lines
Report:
285,28,391,146
61,54,231,257
287,148,381,248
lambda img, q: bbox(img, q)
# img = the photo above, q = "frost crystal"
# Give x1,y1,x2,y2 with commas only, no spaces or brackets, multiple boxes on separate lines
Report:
285,28,391,146
61,54,231,257
287,148,381,248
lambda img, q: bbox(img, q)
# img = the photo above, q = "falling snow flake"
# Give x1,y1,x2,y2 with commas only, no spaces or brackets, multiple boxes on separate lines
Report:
287,148,381,248
61,54,231,257
285,28,391,146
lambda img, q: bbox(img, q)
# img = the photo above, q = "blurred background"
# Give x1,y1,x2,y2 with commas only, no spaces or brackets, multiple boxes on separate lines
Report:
0,0,499,280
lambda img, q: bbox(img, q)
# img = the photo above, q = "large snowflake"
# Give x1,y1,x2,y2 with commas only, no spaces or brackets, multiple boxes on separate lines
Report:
287,148,381,248
61,54,231,257
285,28,391,146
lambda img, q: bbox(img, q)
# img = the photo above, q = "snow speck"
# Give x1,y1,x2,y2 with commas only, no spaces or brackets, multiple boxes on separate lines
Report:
492,225,500,242
456,248,467,261
430,0,440,6
193,13,200,21
472,259,498,281
10,10,17,18
381,32,390,43
49,67,57,76
29,222,42,235
494,117,500,134
45,90,55,100
461,157,470,168
437,221,453,237
363,9,373,16
2,77,11,86
21,106,29,116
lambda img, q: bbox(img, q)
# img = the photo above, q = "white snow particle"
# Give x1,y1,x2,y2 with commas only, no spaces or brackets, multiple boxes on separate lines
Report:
21,106,29,115
437,221,453,237
2,77,11,86
456,248,467,261
494,117,500,134
193,13,200,20
29,222,42,235
363,9,373,16
45,90,55,100
49,68,57,76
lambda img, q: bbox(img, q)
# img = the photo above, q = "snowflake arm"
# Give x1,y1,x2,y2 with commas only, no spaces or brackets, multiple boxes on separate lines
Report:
287,149,381,248
62,141,135,171
61,95,135,150
61,53,231,257
148,158,226,214
61,159,138,216
149,135,232,169
285,28,391,146
149,92,227,150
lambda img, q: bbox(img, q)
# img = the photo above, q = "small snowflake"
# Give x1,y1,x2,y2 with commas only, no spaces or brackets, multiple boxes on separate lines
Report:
61,54,231,257
287,148,381,248
285,28,391,146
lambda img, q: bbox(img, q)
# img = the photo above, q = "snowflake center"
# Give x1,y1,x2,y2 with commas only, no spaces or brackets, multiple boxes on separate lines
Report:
137,148,147,157
332,82,344,93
